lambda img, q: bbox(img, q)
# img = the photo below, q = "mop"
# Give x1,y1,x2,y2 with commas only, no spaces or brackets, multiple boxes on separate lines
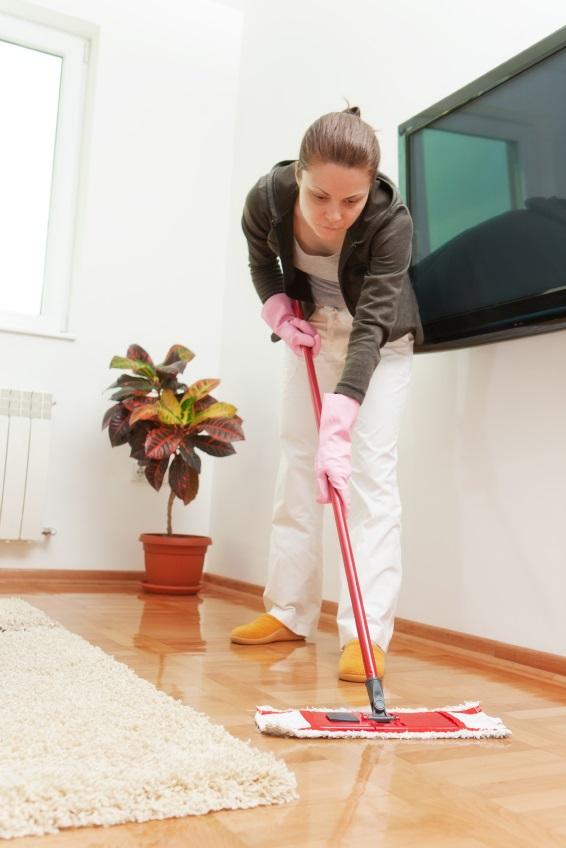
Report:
254,302,510,741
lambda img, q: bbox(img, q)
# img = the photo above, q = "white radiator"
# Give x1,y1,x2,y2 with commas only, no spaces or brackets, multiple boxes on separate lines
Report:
0,389,54,542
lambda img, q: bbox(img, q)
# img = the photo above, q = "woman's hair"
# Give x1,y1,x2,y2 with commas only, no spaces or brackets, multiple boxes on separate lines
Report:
297,104,380,180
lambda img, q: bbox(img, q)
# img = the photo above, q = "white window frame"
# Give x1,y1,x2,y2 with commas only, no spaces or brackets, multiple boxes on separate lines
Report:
0,11,89,340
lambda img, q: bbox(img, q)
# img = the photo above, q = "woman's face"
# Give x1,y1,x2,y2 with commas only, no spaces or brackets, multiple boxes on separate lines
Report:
295,159,372,244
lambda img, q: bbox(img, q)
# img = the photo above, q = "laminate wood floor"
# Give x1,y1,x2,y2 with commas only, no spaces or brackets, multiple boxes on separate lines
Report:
2,582,566,848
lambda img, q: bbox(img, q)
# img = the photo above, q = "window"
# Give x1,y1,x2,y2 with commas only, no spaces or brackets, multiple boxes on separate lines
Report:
0,12,89,339
419,128,521,255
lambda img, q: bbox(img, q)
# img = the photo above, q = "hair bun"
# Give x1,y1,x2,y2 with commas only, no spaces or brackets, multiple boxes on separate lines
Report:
343,105,361,118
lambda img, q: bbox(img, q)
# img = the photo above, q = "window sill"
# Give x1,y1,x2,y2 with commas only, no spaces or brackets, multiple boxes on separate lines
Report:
0,324,76,342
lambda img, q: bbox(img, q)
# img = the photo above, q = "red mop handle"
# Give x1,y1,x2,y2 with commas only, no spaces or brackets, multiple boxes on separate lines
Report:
292,300,378,681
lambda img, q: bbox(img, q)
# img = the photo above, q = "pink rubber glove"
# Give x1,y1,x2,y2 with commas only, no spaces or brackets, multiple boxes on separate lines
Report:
315,392,360,514
261,293,321,357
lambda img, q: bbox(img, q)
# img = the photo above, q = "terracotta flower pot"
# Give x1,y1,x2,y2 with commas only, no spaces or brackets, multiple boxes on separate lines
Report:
139,533,212,595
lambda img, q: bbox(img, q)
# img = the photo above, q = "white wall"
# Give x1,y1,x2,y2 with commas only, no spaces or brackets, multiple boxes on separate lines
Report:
2,0,563,656
0,0,243,569
207,0,566,656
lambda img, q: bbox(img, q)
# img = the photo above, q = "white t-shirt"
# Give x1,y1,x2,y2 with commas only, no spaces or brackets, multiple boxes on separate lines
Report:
293,238,347,309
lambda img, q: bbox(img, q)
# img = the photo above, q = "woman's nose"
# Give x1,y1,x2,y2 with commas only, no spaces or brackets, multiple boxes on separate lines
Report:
325,208,342,223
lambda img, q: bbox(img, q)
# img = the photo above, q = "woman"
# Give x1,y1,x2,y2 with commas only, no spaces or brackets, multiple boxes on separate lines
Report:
231,106,423,683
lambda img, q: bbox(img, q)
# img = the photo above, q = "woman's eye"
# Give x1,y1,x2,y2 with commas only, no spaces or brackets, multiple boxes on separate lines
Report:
311,194,360,204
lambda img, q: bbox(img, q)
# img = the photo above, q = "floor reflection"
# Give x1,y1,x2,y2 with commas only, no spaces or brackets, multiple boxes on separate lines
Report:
133,594,206,697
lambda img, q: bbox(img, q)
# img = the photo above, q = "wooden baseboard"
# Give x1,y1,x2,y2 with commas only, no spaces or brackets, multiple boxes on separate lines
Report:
0,568,143,592
203,572,566,679
1,567,563,679
202,572,341,615
393,617,566,678
0,569,143,581
202,572,264,597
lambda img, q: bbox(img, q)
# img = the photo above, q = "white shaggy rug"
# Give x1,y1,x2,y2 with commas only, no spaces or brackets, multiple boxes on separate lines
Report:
0,598,297,839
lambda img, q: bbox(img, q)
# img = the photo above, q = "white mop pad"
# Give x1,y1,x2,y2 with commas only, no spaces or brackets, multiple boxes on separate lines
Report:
255,701,511,740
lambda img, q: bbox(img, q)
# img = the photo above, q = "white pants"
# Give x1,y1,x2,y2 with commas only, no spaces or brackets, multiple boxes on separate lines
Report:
263,305,414,650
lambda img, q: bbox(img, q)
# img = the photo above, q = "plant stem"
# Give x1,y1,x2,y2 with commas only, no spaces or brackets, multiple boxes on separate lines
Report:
167,488,175,535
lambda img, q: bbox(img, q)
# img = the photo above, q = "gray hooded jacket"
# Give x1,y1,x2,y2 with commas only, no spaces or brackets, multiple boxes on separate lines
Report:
242,159,424,403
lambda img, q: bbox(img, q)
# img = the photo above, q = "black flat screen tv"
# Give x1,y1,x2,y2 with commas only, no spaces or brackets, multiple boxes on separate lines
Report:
399,26,566,352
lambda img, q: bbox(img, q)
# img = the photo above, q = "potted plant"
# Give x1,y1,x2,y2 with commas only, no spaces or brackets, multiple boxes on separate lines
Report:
102,343,244,594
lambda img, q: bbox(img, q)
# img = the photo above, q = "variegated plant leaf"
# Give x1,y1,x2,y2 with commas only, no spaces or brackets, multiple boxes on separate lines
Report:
106,374,154,393
129,421,158,460
127,344,154,366
102,402,121,431
129,402,160,426
108,405,130,446
194,394,217,414
191,402,237,428
122,396,156,412
202,417,245,442
157,389,183,425
145,427,183,460
178,437,202,473
192,435,236,457
109,356,156,381
169,455,199,505
161,345,195,367
180,395,195,426
182,379,221,404
144,457,169,491
110,388,150,402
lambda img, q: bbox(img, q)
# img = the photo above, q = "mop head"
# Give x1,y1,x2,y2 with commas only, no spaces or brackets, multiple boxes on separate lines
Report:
255,701,511,740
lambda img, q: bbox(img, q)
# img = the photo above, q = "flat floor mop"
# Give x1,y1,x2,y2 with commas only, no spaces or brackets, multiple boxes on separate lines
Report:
254,302,510,741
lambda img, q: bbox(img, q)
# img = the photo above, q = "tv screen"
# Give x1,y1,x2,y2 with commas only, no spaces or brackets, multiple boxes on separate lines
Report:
399,26,566,351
